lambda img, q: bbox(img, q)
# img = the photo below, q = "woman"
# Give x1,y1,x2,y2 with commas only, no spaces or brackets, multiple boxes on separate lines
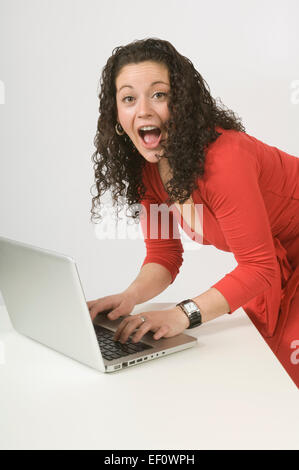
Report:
87,38,299,387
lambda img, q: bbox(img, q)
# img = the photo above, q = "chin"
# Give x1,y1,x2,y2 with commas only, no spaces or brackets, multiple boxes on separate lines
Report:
141,146,164,158
141,152,162,163
141,155,159,163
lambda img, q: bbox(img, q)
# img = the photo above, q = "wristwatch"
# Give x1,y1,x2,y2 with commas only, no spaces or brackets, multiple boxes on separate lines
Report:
176,299,202,329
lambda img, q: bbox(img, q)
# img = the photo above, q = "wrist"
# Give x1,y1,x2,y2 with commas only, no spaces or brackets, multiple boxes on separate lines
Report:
175,305,190,329
176,299,202,329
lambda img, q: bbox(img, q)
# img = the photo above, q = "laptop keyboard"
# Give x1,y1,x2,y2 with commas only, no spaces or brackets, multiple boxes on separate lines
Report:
94,324,152,361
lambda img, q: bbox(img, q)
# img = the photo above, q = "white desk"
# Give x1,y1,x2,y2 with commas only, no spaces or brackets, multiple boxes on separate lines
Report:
0,303,298,450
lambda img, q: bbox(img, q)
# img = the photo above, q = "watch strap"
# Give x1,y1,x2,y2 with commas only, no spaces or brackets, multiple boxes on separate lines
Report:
176,299,202,329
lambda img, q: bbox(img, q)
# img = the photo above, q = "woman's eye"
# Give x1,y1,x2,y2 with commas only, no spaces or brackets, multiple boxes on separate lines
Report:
122,92,167,103
122,96,134,103
154,92,167,99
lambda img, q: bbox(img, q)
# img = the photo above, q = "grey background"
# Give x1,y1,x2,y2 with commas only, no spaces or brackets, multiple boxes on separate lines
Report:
0,0,298,310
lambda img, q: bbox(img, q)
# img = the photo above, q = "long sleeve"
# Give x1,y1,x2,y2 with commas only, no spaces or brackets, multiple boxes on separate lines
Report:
204,136,281,313
139,193,184,284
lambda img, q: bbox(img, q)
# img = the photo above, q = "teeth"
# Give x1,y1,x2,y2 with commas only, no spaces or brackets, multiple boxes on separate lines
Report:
139,126,159,131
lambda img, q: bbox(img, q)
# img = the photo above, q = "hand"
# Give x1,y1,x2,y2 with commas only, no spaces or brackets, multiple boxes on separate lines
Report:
87,291,137,323
113,306,190,344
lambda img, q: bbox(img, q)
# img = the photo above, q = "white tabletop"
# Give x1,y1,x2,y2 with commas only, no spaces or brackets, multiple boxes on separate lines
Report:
0,303,298,450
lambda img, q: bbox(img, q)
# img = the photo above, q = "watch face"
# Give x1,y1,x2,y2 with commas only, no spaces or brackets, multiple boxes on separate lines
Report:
185,302,198,314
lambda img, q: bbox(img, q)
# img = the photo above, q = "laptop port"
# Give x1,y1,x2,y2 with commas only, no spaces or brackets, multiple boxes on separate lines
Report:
129,360,135,365
136,358,143,363
122,362,128,368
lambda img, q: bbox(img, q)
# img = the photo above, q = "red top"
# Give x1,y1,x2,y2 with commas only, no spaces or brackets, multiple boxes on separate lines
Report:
139,126,299,338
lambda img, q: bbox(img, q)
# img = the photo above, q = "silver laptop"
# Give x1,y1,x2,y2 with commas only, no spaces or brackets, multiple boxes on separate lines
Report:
0,236,197,372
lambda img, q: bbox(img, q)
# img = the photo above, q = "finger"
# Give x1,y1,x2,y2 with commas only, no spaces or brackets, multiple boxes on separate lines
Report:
114,316,138,343
153,325,170,341
90,299,114,322
88,298,102,313
90,305,102,322
115,316,143,343
107,306,129,321
132,321,153,343
87,300,97,310
113,316,132,341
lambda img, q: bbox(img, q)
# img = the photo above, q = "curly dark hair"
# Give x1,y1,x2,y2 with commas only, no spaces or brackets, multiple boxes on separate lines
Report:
90,37,246,224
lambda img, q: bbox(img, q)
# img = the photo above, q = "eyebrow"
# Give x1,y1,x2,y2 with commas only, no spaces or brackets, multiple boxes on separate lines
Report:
117,81,170,93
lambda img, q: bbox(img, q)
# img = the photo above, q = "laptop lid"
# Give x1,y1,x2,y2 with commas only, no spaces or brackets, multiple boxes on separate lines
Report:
0,236,105,371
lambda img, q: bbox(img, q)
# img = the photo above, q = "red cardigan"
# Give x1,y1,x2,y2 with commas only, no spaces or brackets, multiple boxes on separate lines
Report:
139,126,299,338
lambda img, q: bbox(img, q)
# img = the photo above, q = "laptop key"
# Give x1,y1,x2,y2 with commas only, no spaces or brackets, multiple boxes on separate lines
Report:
94,324,153,360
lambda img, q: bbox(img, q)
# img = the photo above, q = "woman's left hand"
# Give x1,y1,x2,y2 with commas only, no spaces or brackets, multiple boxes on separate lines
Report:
113,306,190,344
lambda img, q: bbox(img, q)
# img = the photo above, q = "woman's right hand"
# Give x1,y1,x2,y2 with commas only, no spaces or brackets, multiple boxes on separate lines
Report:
87,291,137,323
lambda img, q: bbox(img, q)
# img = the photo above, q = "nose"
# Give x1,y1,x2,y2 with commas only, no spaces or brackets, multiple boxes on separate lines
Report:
137,95,153,118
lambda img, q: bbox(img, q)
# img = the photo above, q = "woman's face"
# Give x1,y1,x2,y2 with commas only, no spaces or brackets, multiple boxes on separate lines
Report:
115,60,170,163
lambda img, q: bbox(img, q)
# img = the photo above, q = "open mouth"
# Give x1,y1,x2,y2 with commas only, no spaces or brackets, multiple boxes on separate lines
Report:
138,127,162,148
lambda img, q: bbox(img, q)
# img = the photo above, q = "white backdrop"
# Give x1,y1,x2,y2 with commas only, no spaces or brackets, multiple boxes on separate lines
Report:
0,0,298,312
